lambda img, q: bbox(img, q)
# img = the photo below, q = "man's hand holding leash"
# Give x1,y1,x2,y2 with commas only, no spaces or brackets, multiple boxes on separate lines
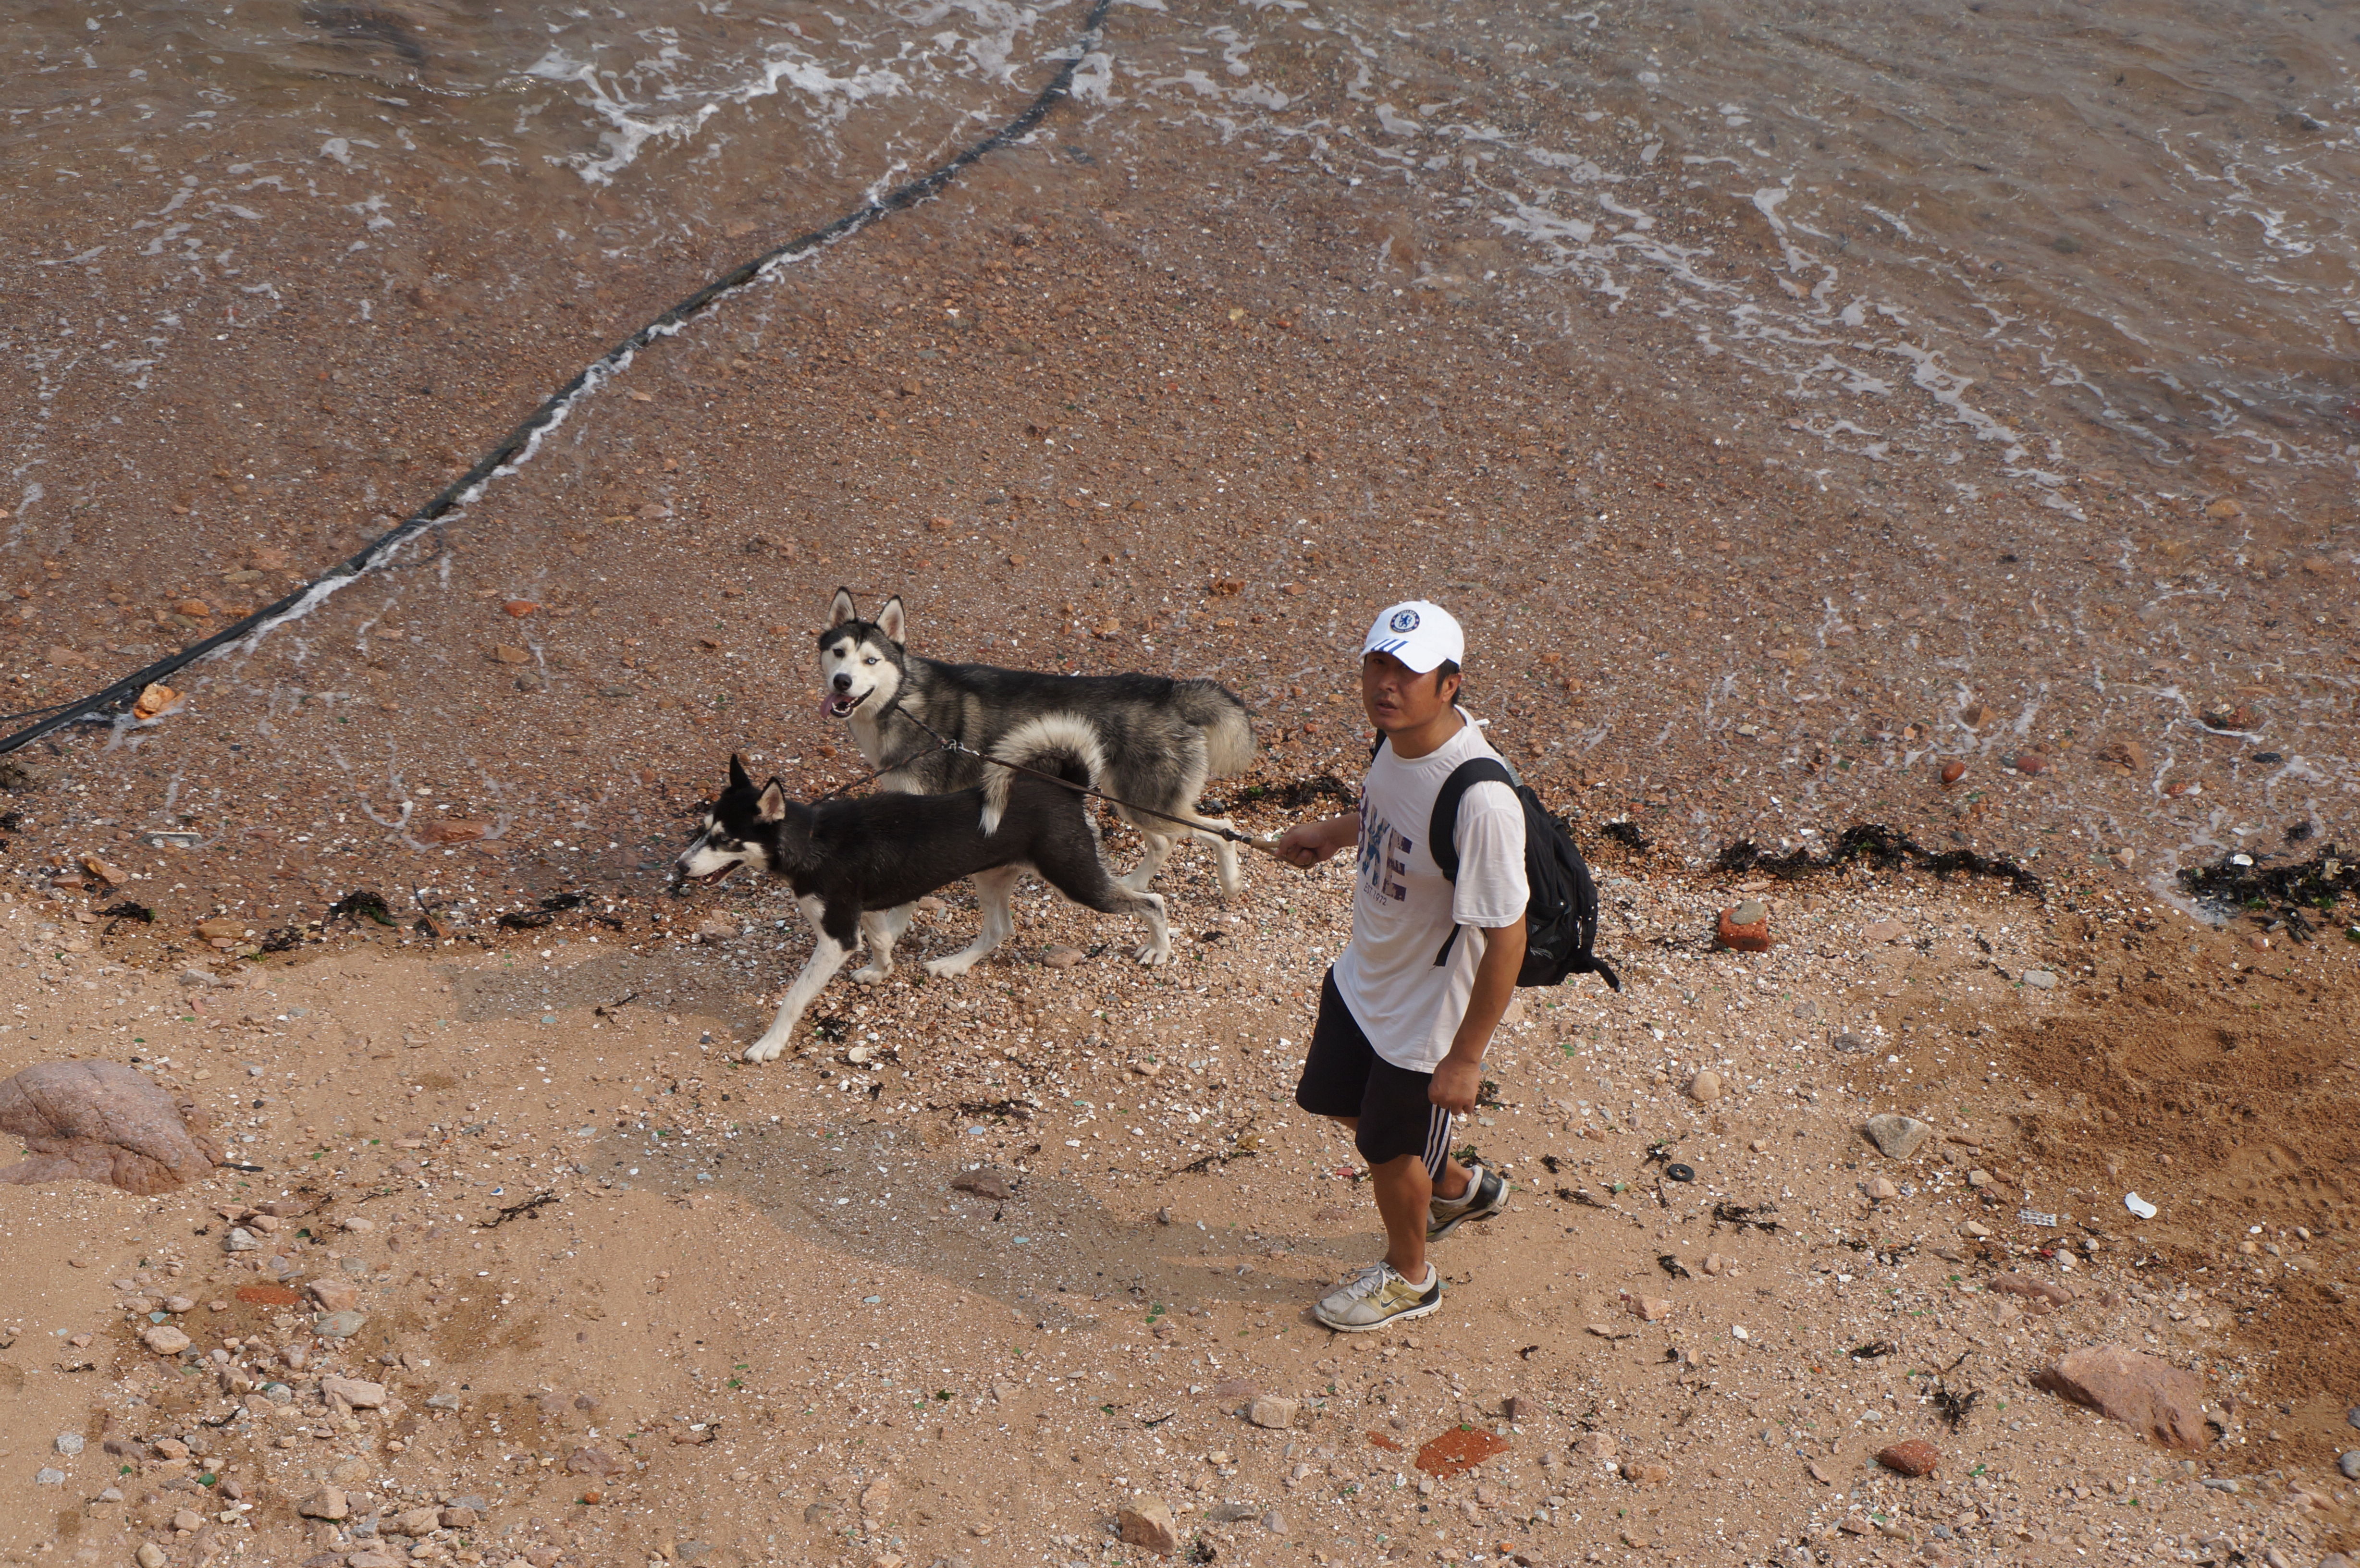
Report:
1275,814,1358,870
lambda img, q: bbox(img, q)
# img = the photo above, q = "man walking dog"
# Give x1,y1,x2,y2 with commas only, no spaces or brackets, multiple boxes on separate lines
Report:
1276,601,1525,1331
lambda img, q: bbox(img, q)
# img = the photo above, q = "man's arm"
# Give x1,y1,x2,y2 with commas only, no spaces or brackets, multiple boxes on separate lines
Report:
1275,812,1358,869
1429,918,1525,1116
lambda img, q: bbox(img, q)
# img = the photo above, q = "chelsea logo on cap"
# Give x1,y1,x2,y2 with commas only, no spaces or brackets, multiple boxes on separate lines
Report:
1388,608,1420,634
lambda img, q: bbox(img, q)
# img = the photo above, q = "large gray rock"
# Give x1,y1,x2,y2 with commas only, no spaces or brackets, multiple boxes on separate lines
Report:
1863,1113,1932,1160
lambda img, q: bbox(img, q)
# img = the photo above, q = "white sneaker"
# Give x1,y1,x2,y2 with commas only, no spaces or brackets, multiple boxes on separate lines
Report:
1312,1260,1442,1332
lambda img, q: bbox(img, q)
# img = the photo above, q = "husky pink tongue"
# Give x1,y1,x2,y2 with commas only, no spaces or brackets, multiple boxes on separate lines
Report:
818,695,840,722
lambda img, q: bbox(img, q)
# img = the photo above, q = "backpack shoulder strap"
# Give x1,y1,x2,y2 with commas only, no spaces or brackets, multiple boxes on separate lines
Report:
1428,756,1516,884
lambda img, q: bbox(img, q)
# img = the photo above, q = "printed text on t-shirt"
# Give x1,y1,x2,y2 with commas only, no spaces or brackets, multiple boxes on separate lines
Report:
1357,799,1413,904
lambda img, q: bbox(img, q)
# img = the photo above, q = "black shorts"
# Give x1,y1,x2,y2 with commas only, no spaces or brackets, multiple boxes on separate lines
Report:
1294,969,1453,1177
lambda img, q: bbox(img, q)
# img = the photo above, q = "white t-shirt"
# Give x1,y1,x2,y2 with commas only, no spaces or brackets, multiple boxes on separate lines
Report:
1331,713,1528,1072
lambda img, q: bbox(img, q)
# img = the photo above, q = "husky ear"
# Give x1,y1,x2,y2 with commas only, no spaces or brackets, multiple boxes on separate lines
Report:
876,595,907,646
728,753,753,792
828,588,857,628
755,780,788,823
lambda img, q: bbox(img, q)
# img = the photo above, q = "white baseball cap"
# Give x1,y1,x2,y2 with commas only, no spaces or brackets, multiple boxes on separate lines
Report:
1362,600,1464,674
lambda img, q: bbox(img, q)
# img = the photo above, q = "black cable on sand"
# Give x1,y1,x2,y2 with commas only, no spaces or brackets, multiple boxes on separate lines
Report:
0,0,1113,761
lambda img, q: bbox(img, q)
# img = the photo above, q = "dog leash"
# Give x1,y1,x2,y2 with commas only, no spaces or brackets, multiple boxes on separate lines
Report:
895,712,1285,854
800,735,950,805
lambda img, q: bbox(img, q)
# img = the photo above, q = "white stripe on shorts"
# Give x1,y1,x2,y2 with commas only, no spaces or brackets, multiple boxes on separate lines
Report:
1422,1102,1452,1179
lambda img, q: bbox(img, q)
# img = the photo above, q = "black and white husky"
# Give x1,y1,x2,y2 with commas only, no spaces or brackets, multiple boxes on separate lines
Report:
672,732,1171,1064
817,589,1257,899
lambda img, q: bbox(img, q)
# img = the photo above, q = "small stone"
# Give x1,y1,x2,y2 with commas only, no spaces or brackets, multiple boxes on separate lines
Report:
35,1468,64,1486
1967,1167,1991,1187
440,1506,480,1529
1939,760,1966,786
1041,944,1085,970
2012,750,2047,776
1863,1113,1932,1160
298,1487,350,1520
565,1446,624,1477
1625,1293,1673,1322
1877,1439,1941,1477
194,917,245,941
340,1217,376,1233
1859,919,1906,944
54,1433,83,1456
1260,1507,1288,1535
171,1509,204,1532
1117,1498,1179,1556
387,1507,442,1537
1687,1070,1723,1103
150,1439,190,1460
320,1375,389,1409
140,1324,192,1355
2020,969,2057,989
1960,701,1991,727
313,1310,367,1339
1865,1177,1899,1201
1829,1032,1868,1053
2338,1451,2360,1481
328,1458,370,1485
1961,1221,1991,1238
1702,1252,1733,1277
492,645,531,665
1715,904,1771,954
137,1546,168,1568
310,1280,360,1313
950,1169,1012,1202
163,1296,194,1314
1575,1433,1620,1460
1621,1461,1672,1485
1246,1396,1299,1430
223,1227,260,1253
2204,498,2242,520
502,600,541,618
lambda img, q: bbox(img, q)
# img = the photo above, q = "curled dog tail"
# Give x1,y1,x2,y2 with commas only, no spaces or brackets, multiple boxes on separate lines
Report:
1174,679,1256,779
980,712,1106,836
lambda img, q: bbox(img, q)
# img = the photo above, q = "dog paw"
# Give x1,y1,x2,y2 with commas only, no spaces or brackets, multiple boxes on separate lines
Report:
850,962,894,985
922,955,979,979
743,1038,788,1064
1133,943,1172,967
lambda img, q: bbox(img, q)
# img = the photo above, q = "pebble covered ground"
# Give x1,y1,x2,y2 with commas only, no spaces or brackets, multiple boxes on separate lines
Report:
0,825,2354,1568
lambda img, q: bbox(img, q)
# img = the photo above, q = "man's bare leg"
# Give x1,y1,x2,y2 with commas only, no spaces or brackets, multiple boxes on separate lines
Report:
1325,1114,1471,1282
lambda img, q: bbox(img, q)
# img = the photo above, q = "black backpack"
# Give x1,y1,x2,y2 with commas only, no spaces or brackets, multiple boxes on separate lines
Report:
1425,756,1621,992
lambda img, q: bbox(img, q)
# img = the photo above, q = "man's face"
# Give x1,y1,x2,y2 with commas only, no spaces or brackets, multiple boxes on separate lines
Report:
1360,650,1459,733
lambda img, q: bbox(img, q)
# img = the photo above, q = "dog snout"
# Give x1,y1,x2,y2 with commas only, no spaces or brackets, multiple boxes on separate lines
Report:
831,671,854,693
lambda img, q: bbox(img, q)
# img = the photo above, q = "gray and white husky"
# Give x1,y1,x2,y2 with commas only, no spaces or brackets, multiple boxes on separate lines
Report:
817,588,1257,898
674,733,1172,1063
